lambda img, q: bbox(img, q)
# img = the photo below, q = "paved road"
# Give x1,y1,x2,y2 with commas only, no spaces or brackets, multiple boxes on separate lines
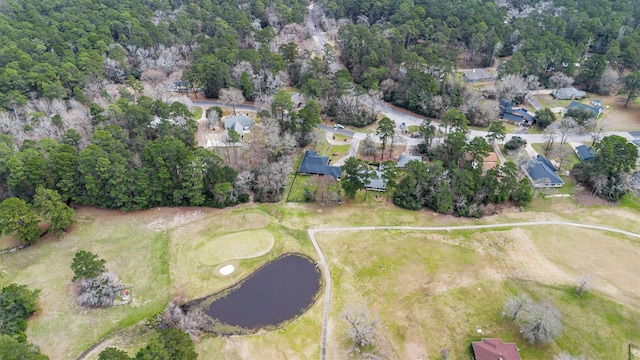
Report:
193,100,261,113
307,221,640,360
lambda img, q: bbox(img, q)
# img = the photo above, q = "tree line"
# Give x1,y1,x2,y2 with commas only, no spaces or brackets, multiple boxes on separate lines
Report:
316,0,640,119
0,0,308,109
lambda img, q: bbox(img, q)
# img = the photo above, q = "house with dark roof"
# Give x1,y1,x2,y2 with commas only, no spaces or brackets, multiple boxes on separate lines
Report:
499,100,534,126
471,338,521,360
566,101,603,118
461,69,497,83
574,145,595,162
551,87,586,100
523,155,564,187
397,154,424,168
298,150,342,178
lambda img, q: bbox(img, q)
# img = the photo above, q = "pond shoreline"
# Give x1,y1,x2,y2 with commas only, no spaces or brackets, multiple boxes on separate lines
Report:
188,252,323,334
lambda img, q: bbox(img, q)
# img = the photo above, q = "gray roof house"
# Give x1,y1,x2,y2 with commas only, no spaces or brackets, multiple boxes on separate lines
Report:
461,69,497,83
551,87,586,100
298,150,342,178
523,155,564,188
397,154,424,168
574,145,595,161
224,115,255,131
566,101,603,118
365,169,386,192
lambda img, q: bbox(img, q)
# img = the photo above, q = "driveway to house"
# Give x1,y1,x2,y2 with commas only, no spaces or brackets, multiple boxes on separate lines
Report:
307,221,640,360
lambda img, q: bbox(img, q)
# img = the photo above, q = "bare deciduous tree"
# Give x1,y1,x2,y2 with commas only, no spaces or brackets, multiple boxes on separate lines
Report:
141,69,166,87
519,301,563,344
551,145,572,171
260,117,297,160
549,72,574,90
460,88,499,127
253,156,293,202
162,297,213,341
77,272,121,308
501,294,531,321
360,134,377,161
597,67,619,95
341,303,380,350
553,117,579,146
575,274,592,296
497,74,529,102
205,108,220,130
219,87,245,115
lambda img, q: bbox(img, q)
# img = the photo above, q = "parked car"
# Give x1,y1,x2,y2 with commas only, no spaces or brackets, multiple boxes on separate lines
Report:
334,124,345,129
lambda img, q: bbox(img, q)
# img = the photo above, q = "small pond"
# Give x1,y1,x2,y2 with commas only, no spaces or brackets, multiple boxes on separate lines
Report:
201,253,321,329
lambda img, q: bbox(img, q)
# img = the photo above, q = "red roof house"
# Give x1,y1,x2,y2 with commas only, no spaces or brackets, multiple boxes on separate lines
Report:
471,338,521,360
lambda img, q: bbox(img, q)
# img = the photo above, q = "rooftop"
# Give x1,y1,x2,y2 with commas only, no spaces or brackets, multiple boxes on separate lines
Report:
551,87,586,100
298,150,342,178
471,338,521,360
461,69,497,82
397,154,424,168
224,115,255,130
574,145,595,161
567,101,603,118
523,155,564,187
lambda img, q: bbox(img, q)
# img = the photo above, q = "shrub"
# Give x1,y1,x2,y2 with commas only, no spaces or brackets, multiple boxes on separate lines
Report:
505,137,527,150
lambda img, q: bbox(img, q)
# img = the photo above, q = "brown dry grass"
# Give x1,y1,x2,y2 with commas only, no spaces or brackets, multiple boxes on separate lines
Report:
3,197,640,359
317,225,640,359
595,94,640,131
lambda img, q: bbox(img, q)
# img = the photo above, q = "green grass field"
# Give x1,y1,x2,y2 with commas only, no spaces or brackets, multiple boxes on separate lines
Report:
317,227,640,359
192,106,203,120
2,198,640,359
0,208,171,359
192,229,274,266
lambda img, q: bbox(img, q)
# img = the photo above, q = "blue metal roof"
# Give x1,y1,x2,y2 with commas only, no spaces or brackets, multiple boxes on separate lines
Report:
574,145,595,161
503,112,524,123
567,101,602,118
525,156,564,186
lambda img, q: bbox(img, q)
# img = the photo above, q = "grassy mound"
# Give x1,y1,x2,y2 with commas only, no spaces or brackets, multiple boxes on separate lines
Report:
194,229,275,266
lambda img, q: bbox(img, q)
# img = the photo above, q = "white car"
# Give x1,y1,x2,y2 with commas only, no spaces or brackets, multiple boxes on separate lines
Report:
334,124,345,129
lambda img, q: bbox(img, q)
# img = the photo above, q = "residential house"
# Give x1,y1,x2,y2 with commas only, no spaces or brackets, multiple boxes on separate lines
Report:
461,69,497,83
523,155,564,187
574,145,595,162
365,169,386,192
224,115,255,133
566,101,603,118
298,150,342,178
551,87,586,100
499,100,534,126
397,154,424,168
471,338,522,360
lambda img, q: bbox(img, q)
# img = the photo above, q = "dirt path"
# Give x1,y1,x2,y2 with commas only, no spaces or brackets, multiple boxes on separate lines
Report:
307,221,640,360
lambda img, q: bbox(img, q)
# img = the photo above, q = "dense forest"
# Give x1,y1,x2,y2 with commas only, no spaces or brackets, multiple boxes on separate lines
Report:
319,0,640,116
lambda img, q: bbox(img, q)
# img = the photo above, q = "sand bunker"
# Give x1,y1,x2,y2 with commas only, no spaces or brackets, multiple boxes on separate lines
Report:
219,264,235,275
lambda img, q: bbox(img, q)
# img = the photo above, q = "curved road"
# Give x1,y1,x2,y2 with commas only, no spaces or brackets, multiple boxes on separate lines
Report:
307,221,640,360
